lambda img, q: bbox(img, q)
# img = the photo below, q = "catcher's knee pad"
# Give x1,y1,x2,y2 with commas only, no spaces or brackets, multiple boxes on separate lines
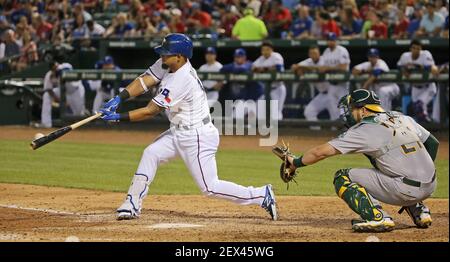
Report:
333,169,383,221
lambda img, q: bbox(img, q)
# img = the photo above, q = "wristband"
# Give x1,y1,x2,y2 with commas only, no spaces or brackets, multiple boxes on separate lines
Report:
118,89,130,100
293,156,307,168
119,112,130,122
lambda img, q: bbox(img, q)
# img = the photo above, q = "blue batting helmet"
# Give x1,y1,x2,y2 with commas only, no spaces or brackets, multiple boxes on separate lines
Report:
367,48,380,57
326,32,337,41
103,55,115,64
154,33,193,59
234,48,246,57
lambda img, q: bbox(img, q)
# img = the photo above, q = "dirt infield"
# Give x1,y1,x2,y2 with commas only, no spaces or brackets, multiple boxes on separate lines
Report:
0,183,448,242
0,126,448,242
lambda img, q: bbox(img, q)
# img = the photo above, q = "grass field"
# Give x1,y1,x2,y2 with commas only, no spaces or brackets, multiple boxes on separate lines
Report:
0,139,448,198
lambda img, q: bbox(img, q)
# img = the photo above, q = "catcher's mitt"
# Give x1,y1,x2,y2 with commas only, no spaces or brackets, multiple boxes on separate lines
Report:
272,141,298,189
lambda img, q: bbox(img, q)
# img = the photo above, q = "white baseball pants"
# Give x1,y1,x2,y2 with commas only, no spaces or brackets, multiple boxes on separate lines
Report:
41,87,85,128
373,84,400,111
411,83,437,116
123,122,267,212
327,84,349,120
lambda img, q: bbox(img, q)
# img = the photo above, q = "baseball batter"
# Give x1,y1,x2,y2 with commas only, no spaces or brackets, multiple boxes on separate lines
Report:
397,40,439,123
319,32,351,120
197,47,223,108
291,45,330,129
276,89,439,232
99,34,277,221
252,41,286,120
40,62,86,128
352,48,400,111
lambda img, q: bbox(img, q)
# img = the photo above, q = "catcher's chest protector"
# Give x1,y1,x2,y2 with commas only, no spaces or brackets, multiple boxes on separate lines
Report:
371,114,423,158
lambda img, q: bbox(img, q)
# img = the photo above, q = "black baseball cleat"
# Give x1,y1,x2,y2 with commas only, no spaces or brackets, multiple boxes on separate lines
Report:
261,184,278,221
398,202,432,228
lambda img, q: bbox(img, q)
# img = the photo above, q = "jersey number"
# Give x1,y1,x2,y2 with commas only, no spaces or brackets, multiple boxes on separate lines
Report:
401,142,422,155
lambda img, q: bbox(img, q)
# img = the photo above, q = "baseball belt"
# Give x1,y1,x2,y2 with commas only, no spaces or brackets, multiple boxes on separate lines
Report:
173,116,211,130
402,172,436,188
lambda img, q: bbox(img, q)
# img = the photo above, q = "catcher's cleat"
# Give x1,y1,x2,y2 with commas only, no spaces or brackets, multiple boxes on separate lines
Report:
398,202,432,228
261,184,278,221
116,196,140,220
351,217,395,233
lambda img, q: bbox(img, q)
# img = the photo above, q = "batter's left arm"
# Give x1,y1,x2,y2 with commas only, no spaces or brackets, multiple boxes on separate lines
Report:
101,101,164,122
127,101,165,122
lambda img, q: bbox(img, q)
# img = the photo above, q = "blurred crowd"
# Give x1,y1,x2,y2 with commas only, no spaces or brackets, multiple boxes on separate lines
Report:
1,0,449,72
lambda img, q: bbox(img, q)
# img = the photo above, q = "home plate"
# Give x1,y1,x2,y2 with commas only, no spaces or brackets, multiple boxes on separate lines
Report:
148,223,204,229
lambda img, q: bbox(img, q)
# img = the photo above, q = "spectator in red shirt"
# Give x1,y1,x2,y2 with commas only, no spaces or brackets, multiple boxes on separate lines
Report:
186,2,212,32
264,0,292,38
370,12,387,39
217,3,239,38
16,30,38,71
130,0,145,19
32,13,53,44
392,9,410,39
321,12,341,37
82,0,98,12
168,8,186,33
143,0,165,17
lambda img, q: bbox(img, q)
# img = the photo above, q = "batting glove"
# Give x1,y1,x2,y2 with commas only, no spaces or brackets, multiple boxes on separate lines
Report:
100,109,121,122
101,96,121,112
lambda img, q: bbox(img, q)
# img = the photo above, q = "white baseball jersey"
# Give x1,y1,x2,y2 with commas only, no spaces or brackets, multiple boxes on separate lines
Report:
43,71,59,91
298,57,328,93
322,45,350,87
198,61,223,90
252,52,285,89
354,58,395,89
353,58,400,111
397,50,435,69
145,58,210,127
41,67,85,128
397,50,437,115
397,50,435,89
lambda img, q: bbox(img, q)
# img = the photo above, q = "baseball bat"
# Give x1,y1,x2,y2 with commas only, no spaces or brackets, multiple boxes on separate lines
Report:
30,112,102,150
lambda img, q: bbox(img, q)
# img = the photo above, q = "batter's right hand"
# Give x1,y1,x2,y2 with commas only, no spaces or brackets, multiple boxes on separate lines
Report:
102,96,121,112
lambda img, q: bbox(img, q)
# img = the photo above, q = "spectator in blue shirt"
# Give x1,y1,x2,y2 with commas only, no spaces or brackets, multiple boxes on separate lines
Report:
282,0,300,10
10,2,31,25
416,2,445,37
289,5,313,39
340,7,362,39
306,0,324,11
407,8,423,38
443,15,449,38
105,12,134,38
150,11,170,37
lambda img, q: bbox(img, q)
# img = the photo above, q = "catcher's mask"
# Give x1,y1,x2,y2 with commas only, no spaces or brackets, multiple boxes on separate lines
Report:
338,89,385,128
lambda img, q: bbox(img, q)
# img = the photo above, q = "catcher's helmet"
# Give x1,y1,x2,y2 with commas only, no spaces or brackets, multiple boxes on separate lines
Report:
154,33,193,59
338,89,385,128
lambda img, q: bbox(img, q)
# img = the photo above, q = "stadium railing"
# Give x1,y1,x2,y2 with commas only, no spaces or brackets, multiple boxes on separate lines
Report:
59,70,449,129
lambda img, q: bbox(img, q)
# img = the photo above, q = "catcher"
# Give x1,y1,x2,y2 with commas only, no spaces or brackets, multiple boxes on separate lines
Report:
273,89,439,232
